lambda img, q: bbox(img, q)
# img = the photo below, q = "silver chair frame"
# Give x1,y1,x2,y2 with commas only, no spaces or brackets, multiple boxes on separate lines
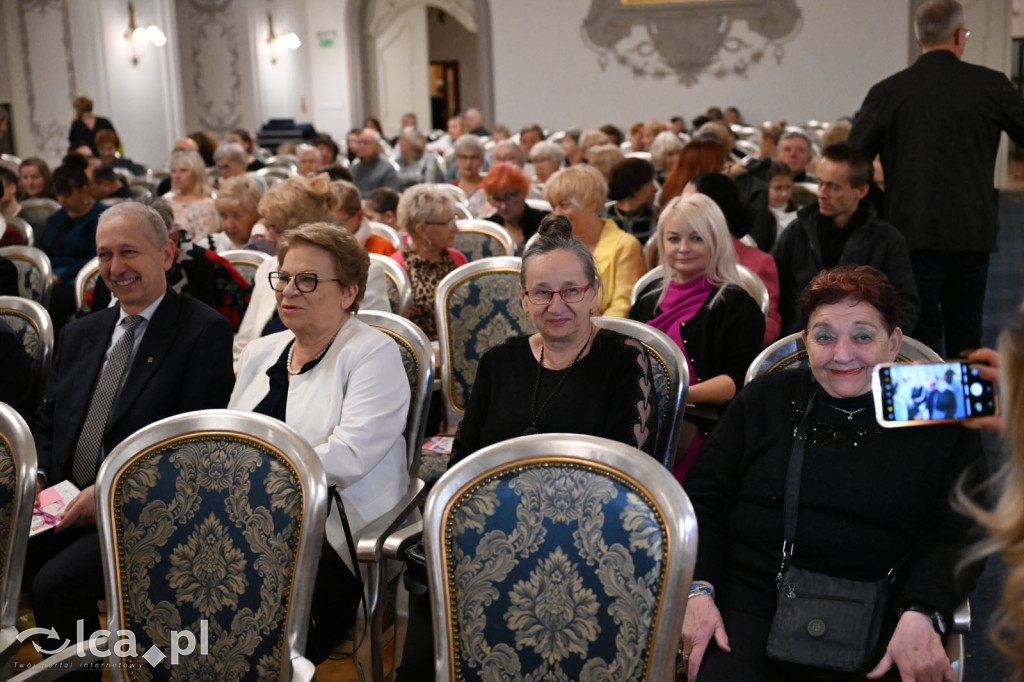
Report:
4,216,34,245
0,246,53,307
0,403,38,677
368,222,402,251
424,433,698,682
630,267,664,308
0,295,54,410
218,248,274,286
592,317,689,471
745,331,942,386
735,264,770,316
453,219,515,261
73,256,100,312
369,253,412,317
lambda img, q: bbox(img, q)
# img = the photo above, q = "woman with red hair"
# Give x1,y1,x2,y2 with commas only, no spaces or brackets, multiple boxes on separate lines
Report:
481,163,549,254
659,138,726,207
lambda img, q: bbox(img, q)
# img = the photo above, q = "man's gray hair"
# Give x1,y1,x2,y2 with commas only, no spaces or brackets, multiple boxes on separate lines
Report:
779,130,812,150
101,201,171,247
915,0,964,47
214,142,247,165
530,140,566,164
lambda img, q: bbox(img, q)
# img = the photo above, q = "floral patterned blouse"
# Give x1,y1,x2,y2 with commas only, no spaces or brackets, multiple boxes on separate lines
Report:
167,195,220,242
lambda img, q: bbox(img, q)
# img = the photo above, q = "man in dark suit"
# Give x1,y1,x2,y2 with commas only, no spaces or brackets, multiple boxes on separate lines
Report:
27,201,234,669
849,0,1024,358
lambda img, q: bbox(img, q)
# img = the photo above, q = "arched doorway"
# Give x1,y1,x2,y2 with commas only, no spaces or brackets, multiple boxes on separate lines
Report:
348,0,494,133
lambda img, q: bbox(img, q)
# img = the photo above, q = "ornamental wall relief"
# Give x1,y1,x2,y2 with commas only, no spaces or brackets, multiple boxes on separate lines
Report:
581,0,803,85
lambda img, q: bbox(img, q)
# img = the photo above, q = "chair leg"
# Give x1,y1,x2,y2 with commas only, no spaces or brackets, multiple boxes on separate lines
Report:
353,562,385,682
389,572,410,682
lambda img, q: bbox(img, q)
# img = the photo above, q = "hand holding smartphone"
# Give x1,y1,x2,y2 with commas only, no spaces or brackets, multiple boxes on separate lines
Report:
872,360,998,427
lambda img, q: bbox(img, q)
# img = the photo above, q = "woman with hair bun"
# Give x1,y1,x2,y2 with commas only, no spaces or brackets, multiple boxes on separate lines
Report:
450,213,657,463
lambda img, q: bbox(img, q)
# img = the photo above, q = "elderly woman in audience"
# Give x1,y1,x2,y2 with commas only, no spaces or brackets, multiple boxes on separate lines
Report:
231,221,409,664
630,194,763,478
602,157,658,243
210,175,269,252
0,167,29,246
19,157,55,201
330,180,396,256
395,127,443,191
451,212,658,461
529,140,565,187
296,144,322,178
212,143,249,184
392,184,467,340
544,165,644,317
660,137,727,206
164,149,219,241
578,129,611,160
481,162,549,254
650,130,684,185
232,174,389,366
44,156,108,327
685,172,782,345
584,143,624,183
228,128,264,171
681,265,986,682
450,134,488,217
94,129,142,176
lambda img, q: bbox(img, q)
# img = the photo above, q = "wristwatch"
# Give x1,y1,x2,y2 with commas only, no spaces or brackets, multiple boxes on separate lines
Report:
897,605,948,636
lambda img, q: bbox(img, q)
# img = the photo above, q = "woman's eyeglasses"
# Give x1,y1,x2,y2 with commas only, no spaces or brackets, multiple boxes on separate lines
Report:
523,285,591,305
268,271,341,293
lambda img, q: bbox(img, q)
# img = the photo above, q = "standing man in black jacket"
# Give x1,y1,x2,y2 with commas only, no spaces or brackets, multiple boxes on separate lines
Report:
849,0,1024,358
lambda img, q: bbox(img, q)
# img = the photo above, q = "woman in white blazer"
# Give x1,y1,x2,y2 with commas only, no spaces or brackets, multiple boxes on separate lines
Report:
230,221,410,663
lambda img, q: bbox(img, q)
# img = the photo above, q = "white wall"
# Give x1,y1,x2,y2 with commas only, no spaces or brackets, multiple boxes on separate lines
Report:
489,0,911,131
306,0,356,142
2,0,182,169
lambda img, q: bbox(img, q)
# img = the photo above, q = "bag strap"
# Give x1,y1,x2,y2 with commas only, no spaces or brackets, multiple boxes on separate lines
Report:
776,390,816,588
327,483,369,658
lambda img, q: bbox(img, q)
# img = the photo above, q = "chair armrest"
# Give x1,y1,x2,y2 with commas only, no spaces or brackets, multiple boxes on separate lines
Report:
951,599,970,634
382,519,423,560
355,479,427,562
9,634,107,681
290,654,316,681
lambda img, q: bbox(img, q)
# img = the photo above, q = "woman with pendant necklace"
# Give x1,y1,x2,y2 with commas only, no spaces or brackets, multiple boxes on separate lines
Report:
448,213,657,465
230,222,410,664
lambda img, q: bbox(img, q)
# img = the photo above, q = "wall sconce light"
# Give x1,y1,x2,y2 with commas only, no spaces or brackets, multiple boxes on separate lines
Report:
125,1,166,66
267,12,301,64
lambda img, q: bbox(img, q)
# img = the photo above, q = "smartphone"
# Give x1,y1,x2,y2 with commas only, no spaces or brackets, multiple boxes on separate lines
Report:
872,360,997,427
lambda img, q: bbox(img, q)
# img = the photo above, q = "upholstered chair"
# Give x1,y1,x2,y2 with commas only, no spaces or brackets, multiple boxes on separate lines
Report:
424,433,698,681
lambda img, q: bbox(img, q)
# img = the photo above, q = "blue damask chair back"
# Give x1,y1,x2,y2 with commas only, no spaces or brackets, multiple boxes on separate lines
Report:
0,403,38,672
424,434,697,682
0,296,54,412
592,317,689,471
91,410,326,681
453,220,515,262
435,257,536,429
0,246,53,306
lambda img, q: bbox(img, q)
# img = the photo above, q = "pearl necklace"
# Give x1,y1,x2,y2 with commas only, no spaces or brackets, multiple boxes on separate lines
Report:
287,334,337,376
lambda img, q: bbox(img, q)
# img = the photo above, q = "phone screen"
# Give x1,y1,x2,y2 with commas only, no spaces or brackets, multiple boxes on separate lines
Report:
872,361,997,427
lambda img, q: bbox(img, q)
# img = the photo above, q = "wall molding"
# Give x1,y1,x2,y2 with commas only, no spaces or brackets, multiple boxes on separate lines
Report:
18,0,77,159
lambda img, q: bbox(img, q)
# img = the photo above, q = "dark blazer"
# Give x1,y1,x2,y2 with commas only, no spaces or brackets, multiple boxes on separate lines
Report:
849,49,1024,253
32,287,234,483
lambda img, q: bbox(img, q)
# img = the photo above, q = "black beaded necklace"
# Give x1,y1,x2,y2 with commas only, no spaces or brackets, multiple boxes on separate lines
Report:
522,330,594,436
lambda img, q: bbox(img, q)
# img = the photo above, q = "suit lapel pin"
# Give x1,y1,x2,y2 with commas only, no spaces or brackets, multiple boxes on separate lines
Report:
147,357,153,363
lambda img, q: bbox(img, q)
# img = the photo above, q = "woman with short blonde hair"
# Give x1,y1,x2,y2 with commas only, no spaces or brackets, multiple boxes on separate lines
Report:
544,165,644,317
